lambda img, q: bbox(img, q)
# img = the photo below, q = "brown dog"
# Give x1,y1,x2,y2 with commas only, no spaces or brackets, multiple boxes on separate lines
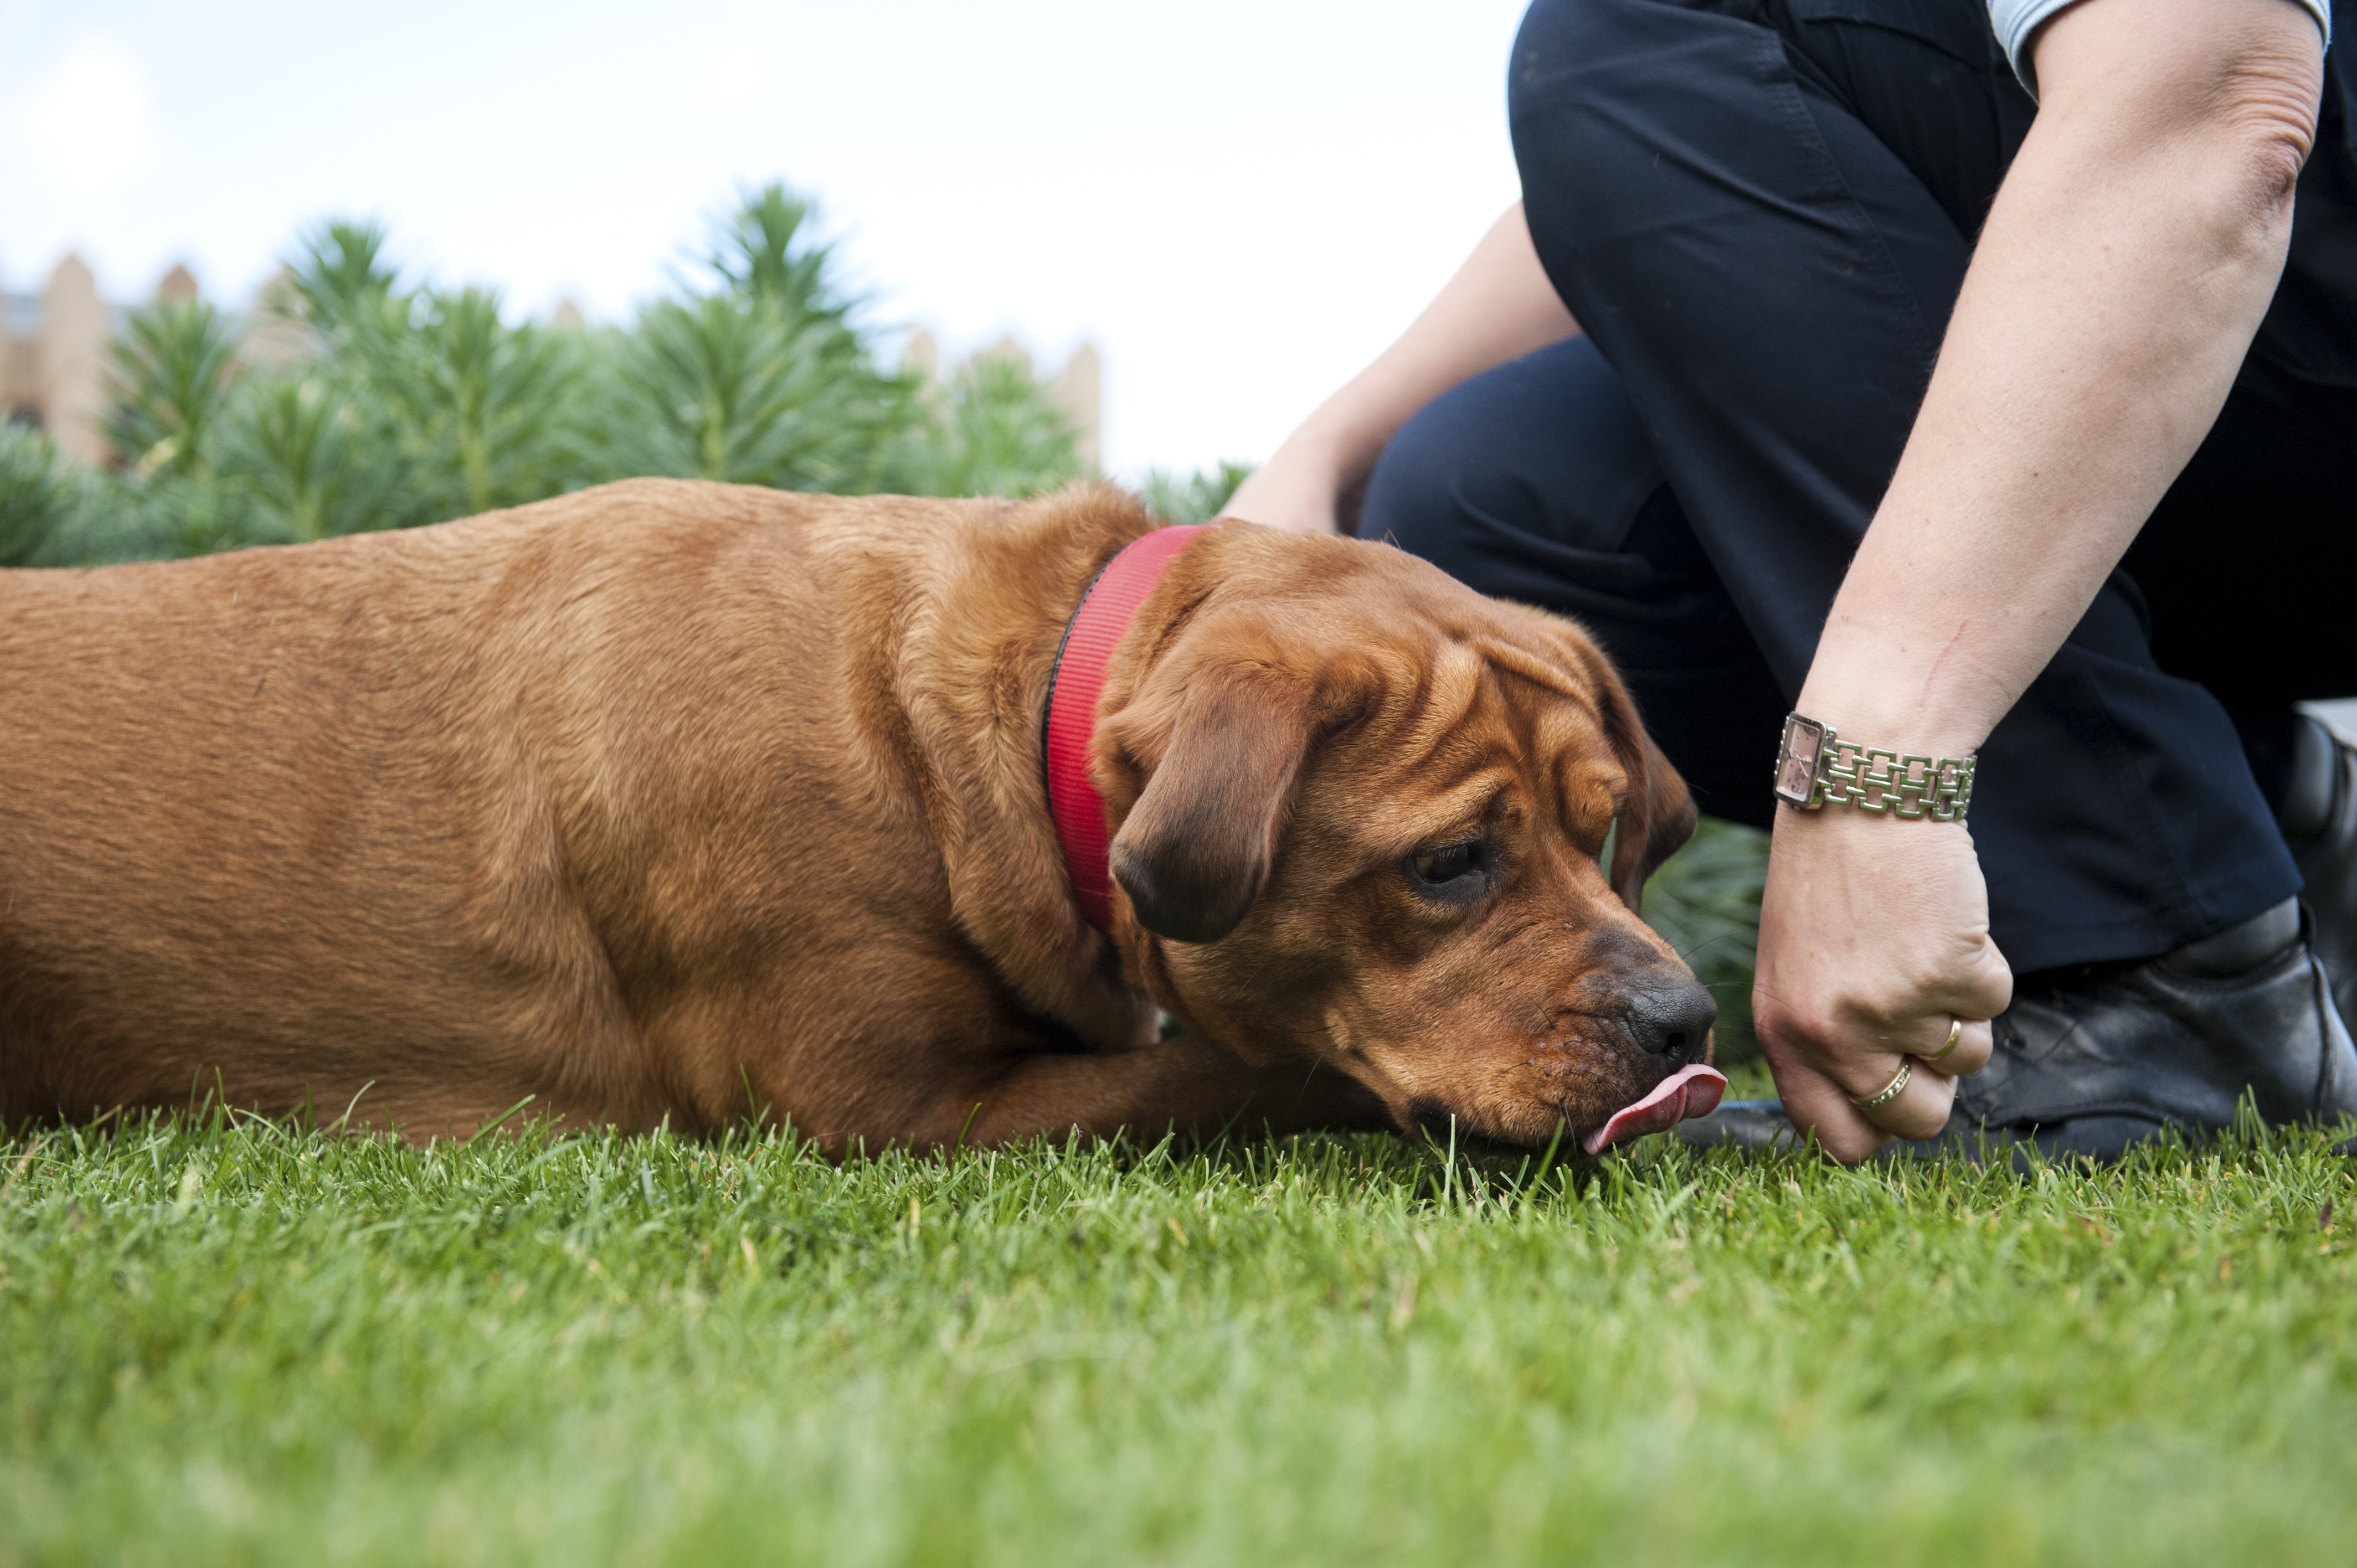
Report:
0,480,1721,1150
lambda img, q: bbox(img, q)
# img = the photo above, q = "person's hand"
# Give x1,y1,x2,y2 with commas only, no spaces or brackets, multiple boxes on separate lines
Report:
1751,804,2011,1162
1220,439,1347,535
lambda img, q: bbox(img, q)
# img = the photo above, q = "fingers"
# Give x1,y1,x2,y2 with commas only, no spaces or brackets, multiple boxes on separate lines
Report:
1923,1017,1994,1079
1819,1011,1973,1144
1778,1051,1959,1161
1853,1052,1958,1142
1937,936,2014,1051
1870,1013,1994,1079
1770,1058,1894,1164
1770,1024,1972,1162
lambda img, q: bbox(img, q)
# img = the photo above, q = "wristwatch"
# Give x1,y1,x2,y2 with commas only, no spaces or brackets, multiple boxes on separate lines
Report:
1772,712,1977,822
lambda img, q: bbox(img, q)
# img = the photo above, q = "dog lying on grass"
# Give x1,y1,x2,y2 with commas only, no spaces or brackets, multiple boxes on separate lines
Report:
0,481,1723,1151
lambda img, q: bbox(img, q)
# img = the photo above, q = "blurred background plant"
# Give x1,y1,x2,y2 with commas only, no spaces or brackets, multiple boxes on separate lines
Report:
900,355,1082,500
1141,459,1253,525
595,187,921,495
0,182,1102,568
0,419,106,566
1642,817,1769,1061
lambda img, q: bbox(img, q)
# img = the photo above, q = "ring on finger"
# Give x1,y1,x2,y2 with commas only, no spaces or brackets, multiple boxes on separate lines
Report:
1850,1058,1913,1110
1923,1018,1964,1063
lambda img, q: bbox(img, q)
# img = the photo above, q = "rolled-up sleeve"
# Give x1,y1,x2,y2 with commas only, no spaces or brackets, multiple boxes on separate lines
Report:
1990,0,2330,91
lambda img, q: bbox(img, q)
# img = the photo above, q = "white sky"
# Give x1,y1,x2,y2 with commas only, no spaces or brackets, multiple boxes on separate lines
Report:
0,0,1532,480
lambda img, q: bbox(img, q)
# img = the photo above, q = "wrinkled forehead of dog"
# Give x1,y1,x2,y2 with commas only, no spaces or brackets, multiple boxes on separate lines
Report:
1340,612,1625,824
1102,536,1691,945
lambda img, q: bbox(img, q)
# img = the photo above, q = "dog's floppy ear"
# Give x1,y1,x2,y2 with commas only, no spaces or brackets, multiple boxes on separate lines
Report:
1105,668,1320,945
1598,679,1697,914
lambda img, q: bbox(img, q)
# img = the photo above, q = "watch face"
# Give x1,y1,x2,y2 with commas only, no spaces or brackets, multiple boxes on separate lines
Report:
1774,716,1824,806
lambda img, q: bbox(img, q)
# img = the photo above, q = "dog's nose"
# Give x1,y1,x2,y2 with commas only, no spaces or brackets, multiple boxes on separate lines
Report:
1626,982,1717,1060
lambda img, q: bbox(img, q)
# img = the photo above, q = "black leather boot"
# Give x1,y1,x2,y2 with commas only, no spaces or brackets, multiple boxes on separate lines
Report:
2285,715,2357,1029
1676,896,2357,1159
1937,898,2357,1158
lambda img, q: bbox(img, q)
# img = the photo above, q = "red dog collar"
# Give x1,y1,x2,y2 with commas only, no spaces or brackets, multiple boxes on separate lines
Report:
1043,525,1208,930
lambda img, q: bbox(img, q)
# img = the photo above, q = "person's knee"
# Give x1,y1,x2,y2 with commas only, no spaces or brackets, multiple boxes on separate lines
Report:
1510,0,1766,271
1357,394,1496,553
1361,339,1664,561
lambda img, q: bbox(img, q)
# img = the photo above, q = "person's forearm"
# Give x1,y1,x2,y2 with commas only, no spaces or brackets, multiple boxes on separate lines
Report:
1798,0,2322,752
1266,203,1578,507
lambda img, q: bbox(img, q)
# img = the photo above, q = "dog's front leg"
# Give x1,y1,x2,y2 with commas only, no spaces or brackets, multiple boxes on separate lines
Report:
934,1038,1391,1149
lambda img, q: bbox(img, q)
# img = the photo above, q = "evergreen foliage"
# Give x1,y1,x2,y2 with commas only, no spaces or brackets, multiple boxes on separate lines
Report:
105,299,242,484
1142,458,1255,525
1641,818,1769,1059
0,183,1100,567
903,355,1083,499
0,420,100,568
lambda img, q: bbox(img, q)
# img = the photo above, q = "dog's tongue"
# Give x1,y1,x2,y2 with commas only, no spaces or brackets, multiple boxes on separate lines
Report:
1583,1064,1728,1156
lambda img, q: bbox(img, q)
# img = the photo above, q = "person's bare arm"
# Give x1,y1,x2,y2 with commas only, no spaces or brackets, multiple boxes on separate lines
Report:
1756,0,2325,1160
1223,202,1579,535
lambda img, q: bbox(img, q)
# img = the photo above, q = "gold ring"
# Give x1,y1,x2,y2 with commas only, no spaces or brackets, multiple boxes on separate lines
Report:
1851,1058,1913,1110
1924,1018,1963,1062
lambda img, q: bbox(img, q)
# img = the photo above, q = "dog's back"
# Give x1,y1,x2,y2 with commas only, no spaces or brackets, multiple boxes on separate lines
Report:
0,479,1016,1132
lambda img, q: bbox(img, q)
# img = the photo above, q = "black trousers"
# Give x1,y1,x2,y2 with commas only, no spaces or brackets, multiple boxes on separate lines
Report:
1364,0,2357,974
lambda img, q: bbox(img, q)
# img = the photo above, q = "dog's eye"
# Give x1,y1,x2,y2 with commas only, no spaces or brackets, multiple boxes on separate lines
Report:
1405,839,1489,901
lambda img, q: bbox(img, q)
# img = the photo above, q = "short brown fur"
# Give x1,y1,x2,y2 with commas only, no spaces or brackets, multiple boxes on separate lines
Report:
0,480,1710,1148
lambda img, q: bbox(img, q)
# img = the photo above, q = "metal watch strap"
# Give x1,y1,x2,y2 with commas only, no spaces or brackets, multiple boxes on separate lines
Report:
1772,712,1977,822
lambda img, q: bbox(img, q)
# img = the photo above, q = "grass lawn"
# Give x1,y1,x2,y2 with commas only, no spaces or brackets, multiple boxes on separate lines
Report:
4,1080,2353,1567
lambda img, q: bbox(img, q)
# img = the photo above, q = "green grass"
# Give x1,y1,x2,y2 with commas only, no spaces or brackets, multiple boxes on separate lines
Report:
4,1106,2353,1566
